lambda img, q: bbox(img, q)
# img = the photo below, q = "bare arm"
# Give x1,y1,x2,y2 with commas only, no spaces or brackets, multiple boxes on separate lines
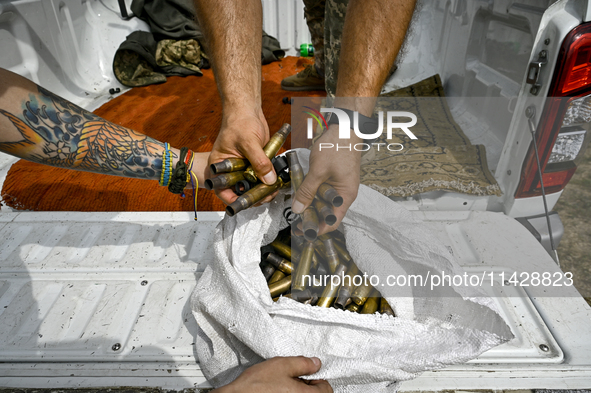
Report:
336,0,416,103
0,68,208,187
293,0,416,233
193,0,277,204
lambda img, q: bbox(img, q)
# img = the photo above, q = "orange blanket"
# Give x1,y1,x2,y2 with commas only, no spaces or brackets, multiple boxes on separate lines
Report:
1,57,324,212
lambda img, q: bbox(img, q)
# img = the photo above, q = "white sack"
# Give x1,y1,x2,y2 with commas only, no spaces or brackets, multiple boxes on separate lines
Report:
191,149,513,393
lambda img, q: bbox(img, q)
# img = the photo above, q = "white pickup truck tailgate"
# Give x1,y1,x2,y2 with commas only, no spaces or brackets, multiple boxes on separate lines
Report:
0,210,589,390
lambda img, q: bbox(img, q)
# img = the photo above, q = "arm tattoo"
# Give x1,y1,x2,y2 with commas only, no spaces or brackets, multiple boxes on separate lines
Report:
0,86,171,180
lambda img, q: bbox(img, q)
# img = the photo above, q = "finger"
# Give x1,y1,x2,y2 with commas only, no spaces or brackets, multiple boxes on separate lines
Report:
242,140,276,185
291,226,304,237
308,380,333,393
275,356,322,378
215,188,239,205
292,175,325,215
317,194,354,236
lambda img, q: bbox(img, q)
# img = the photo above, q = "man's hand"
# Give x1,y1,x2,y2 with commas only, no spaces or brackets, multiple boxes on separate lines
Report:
208,109,277,205
292,125,360,235
213,356,332,393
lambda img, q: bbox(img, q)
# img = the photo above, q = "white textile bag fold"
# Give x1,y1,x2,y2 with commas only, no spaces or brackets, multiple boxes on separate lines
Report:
191,149,513,393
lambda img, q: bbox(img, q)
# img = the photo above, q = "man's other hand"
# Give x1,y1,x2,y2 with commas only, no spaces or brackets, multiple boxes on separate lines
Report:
208,109,277,205
213,356,333,393
291,125,361,235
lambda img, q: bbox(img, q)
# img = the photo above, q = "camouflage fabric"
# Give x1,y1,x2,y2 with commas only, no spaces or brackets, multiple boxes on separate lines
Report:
156,39,206,74
303,0,326,75
303,0,348,97
113,31,208,87
324,0,348,97
305,0,401,97
113,49,167,87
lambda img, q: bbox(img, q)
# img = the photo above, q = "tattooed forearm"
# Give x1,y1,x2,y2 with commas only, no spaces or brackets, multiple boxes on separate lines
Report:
0,85,174,180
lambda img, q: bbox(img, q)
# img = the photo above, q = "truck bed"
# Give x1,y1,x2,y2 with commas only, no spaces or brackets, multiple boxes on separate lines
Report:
0,211,589,390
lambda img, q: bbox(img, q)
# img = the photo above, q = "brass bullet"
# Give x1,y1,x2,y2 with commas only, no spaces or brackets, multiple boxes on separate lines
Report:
291,288,313,302
266,253,294,274
270,240,292,261
226,177,285,216
244,123,291,182
210,158,249,175
205,171,245,190
360,290,380,314
346,302,361,313
317,183,343,207
334,262,360,309
352,280,374,307
269,275,292,297
268,270,286,284
314,198,337,226
285,151,304,191
332,239,352,264
380,298,395,316
302,207,320,242
260,261,276,281
292,241,314,292
322,237,340,273
316,264,346,308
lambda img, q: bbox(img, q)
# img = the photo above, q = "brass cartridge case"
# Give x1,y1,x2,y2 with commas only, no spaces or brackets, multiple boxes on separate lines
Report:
244,123,292,182
302,207,320,242
205,171,245,190
317,183,343,207
268,270,286,284
285,151,304,191
334,262,360,309
312,239,328,260
380,298,395,316
226,177,285,216
210,158,249,175
291,288,313,302
352,281,374,306
332,239,352,264
322,238,340,273
309,273,325,290
273,293,293,302
260,262,276,281
270,240,292,261
266,253,294,274
317,264,346,308
360,290,380,314
334,288,351,309
346,302,361,313
269,275,292,298
304,292,319,306
290,239,320,271
292,241,314,291
314,198,337,226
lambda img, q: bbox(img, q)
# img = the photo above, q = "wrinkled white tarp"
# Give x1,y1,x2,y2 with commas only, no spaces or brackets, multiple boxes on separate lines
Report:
191,149,512,393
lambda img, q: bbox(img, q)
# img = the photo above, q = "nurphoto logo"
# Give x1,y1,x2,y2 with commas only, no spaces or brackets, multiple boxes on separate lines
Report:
304,107,418,152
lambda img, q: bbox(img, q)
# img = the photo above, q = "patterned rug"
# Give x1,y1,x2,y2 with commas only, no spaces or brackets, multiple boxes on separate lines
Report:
360,75,502,197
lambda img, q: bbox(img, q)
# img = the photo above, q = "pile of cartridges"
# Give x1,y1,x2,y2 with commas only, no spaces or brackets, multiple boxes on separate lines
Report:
207,123,292,217
261,226,395,315
209,123,393,313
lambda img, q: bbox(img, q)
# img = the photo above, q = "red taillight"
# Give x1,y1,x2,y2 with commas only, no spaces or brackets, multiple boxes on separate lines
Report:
515,23,591,198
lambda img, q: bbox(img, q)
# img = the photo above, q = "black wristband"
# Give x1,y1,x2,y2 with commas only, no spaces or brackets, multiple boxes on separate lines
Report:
326,107,379,136
168,146,189,194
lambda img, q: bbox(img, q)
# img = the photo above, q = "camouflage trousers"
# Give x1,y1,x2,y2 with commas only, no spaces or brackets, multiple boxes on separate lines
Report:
304,0,348,97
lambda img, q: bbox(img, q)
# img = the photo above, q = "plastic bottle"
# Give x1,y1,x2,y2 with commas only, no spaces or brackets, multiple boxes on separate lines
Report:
300,43,314,57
